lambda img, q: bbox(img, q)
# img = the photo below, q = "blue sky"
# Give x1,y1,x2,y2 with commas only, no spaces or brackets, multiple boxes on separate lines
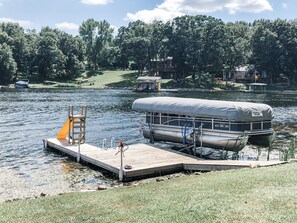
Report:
0,0,295,35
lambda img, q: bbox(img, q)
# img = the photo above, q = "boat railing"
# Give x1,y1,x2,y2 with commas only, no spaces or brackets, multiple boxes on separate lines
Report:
144,114,272,132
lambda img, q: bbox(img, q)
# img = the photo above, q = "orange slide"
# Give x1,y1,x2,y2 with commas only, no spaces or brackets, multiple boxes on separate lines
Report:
57,118,77,139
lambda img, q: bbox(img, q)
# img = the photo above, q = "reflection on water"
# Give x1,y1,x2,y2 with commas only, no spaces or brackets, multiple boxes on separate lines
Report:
0,88,297,202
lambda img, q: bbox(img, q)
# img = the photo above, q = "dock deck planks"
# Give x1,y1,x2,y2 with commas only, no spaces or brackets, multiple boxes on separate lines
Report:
45,138,286,180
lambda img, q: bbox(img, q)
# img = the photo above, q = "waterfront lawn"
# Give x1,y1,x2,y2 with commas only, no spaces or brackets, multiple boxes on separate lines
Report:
28,70,138,88
82,70,138,88
1,162,297,223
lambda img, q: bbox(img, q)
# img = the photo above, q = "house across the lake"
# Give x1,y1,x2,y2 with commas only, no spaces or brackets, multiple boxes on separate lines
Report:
151,57,177,79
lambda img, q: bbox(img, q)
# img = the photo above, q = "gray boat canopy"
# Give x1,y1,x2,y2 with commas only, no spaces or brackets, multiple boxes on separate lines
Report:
132,97,274,121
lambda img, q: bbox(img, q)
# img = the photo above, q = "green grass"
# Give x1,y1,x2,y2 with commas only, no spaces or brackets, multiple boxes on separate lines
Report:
28,70,138,89
81,70,138,88
28,70,247,90
1,162,297,223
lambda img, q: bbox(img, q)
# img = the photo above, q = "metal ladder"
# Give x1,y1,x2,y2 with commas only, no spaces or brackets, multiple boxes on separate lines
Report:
68,105,87,144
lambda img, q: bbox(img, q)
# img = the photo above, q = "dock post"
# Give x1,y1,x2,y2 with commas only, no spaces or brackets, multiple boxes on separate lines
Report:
193,118,196,156
119,145,124,181
43,139,48,149
193,131,197,156
200,124,203,158
68,106,73,144
77,141,81,162
115,140,126,181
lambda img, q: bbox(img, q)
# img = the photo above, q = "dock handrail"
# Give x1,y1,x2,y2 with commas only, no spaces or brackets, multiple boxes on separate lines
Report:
102,138,107,149
100,137,117,150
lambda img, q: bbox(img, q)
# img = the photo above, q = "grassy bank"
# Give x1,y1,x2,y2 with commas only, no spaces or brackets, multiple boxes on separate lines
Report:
81,70,138,88
1,162,297,223
24,70,245,90
28,70,139,89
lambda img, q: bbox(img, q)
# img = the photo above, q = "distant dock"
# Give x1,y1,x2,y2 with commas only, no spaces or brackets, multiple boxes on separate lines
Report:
44,138,286,181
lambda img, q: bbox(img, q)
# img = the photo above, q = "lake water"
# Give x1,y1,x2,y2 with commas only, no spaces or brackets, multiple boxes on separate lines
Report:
1,88,297,202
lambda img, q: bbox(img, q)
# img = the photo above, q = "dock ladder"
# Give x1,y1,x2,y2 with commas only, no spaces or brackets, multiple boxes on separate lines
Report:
68,105,87,145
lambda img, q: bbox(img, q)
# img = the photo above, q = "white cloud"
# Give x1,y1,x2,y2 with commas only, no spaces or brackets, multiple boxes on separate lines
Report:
55,22,79,31
81,0,112,5
0,17,32,28
0,0,4,6
126,0,273,23
282,3,288,9
126,8,183,23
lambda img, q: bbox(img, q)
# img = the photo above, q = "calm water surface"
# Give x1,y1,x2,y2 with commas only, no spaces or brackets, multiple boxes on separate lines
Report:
0,88,297,202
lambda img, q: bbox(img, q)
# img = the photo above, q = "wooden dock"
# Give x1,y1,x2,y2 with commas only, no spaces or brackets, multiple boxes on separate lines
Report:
44,138,286,181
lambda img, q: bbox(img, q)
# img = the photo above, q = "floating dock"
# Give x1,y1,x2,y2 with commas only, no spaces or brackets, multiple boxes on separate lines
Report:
44,138,286,181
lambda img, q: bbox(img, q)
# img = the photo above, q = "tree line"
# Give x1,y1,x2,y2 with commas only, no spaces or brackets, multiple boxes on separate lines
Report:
1,15,297,85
